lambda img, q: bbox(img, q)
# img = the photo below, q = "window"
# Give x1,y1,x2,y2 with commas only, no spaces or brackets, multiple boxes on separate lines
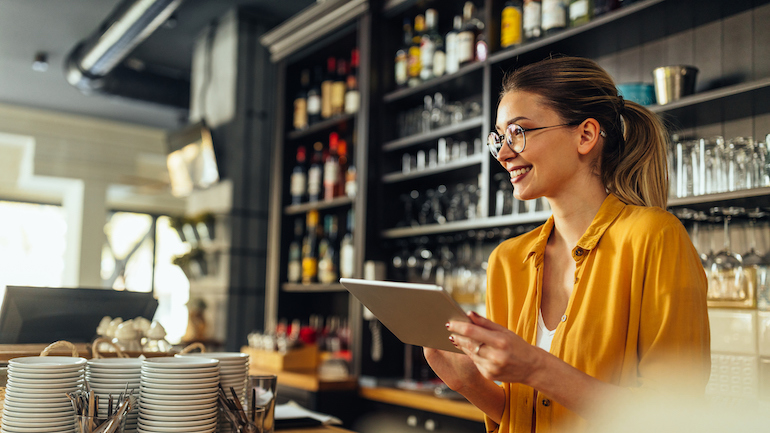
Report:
0,200,67,289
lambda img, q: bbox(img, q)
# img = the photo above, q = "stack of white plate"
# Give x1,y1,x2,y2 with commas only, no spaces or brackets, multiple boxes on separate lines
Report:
176,353,249,433
86,358,142,433
2,356,86,433
137,357,219,433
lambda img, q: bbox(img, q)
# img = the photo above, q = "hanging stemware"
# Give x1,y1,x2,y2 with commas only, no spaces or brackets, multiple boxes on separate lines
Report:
710,207,747,303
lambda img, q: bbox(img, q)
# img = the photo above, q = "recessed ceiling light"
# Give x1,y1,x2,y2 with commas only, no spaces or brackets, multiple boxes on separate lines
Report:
32,52,48,72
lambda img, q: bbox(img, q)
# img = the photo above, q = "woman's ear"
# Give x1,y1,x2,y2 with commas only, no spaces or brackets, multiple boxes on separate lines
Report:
576,118,602,156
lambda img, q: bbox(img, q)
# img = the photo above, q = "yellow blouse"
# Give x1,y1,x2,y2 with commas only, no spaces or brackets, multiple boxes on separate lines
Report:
485,194,710,433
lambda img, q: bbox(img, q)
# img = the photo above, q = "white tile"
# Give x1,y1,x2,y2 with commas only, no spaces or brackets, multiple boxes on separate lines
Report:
708,308,757,355
758,312,770,357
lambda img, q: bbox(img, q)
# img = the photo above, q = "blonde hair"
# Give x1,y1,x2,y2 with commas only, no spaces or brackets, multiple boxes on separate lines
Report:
501,56,669,208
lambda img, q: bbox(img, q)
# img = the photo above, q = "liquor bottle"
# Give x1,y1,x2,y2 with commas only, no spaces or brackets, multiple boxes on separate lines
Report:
287,217,303,283
501,1,523,49
324,132,340,201
321,57,336,119
458,2,484,66
433,29,446,78
594,0,619,16
318,214,339,284
340,209,355,278
569,0,593,26
331,59,347,116
523,0,542,40
301,210,319,284
307,141,324,202
542,0,568,35
293,69,310,130
395,19,411,89
344,48,360,114
290,145,307,205
408,14,424,87
445,15,462,75
420,9,440,81
307,66,322,125
337,138,349,197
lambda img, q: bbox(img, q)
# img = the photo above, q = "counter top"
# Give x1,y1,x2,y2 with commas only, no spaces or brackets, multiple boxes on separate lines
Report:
359,386,485,422
248,365,358,392
282,426,354,433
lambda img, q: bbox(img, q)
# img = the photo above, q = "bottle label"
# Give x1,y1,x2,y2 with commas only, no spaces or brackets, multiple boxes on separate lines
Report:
290,172,306,198
288,260,301,283
408,46,421,78
331,82,346,116
569,0,589,21
345,90,360,114
302,257,318,282
501,6,523,48
340,245,354,278
318,258,337,284
307,94,321,115
293,98,308,129
456,31,474,64
420,37,435,80
524,2,542,36
395,56,408,85
307,166,321,198
324,162,339,187
433,50,446,77
321,81,333,118
542,0,567,30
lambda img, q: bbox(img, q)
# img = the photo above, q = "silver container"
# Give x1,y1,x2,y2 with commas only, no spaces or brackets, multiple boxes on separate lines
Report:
652,65,699,105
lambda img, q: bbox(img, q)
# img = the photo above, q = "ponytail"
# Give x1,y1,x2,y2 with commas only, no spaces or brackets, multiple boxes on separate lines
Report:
502,56,669,208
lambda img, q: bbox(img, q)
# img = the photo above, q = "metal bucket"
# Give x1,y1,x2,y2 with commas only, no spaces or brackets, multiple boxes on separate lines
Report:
652,65,698,105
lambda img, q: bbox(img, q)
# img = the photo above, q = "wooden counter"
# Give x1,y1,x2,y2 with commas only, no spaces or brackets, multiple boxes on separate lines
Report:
248,365,358,392
359,386,485,422
282,427,353,433
0,343,174,361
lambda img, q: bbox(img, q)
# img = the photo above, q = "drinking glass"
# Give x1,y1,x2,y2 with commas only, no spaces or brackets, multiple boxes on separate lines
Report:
676,139,699,197
710,207,746,301
247,375,277,433
700,136,726,194
727,137,755,191
742,209,766,307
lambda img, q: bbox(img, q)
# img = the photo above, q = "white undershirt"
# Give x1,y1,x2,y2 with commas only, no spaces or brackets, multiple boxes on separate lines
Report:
536,308,557,352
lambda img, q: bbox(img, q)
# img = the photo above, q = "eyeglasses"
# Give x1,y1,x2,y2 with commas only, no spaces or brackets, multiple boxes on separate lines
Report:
487,122,580,158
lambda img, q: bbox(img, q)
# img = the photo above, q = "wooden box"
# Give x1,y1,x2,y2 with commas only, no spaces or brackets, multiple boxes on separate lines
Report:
241,344,318,371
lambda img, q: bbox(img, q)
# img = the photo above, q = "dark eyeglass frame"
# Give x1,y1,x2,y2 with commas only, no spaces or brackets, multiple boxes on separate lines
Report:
487,122,581,157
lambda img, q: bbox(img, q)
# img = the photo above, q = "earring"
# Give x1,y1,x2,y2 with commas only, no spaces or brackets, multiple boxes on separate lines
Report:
600,130,607,138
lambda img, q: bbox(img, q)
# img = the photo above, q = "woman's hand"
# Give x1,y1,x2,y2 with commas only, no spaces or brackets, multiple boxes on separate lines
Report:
448,311,544,386
423,346,482,392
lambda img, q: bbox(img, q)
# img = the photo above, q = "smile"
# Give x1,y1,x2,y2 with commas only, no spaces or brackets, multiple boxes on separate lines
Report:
510,166,532,178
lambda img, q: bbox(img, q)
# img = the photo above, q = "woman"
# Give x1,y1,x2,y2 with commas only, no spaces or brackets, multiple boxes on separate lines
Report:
425,56,710,433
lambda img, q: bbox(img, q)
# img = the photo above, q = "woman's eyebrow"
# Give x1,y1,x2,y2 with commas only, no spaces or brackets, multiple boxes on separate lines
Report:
496,116,529,132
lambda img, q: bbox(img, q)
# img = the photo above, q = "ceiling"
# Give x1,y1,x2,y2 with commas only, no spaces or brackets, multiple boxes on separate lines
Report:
0,0,315,130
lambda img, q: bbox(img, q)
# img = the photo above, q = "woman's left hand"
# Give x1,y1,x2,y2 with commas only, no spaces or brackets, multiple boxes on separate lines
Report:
448,311,544,386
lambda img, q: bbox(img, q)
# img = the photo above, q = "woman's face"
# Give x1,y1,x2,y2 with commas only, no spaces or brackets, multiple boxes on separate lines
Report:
494,90,582,202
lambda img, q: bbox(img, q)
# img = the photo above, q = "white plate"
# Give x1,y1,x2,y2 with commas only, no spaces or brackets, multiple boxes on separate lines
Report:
1,411,73,423
137,403,216,416
1,416,74,428
87,358,143,368
138,417,216,427
6,370,83,380
140,365,219,375
139,385,218,395
136,425,216,433
87,366,141,374
7,376,82,386
138,394,218,406
9,357,87,368
88,376,142,384
86,371,141,378
140,376,218,385
2,393,71,405
142,357,219,368
0,424,76,433
139,370,218,380
139,412,216,422
4,385,81,395
0,399,72,410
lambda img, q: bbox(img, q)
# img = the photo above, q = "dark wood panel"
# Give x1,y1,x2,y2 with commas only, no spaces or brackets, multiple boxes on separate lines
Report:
753,3,770,80
722,10,754,87
693,21,722,92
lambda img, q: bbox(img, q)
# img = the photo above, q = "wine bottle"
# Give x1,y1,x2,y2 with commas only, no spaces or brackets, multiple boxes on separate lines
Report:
340,208,354,279
344,48,360,114
569,0,593,26
523,0,542,40
420,9,439,81
458,2,484,66
395,19,411,89
321,57,336,119
501,1,523,49
293,69,309,130
542,0,568,35
318,214,339,284
307,141,324,202
337,138,349,198
408,14,424,87
324,132,340,201
331,59,347,117
287,217,303,283
290,145,307,205
445,15,462,75
301,210,319,284
307,66,322,125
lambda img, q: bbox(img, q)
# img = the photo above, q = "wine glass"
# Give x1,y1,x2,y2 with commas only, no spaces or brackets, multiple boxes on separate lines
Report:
710,207,746,301
727,137,755,191
742,208,766,307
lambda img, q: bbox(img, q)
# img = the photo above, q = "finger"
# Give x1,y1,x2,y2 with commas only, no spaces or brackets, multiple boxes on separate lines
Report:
450,333,484,357
467,311,509,332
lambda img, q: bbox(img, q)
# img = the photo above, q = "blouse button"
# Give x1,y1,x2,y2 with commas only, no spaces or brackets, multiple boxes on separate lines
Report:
542,398,551,407
561,315,567,322
574,248,583,257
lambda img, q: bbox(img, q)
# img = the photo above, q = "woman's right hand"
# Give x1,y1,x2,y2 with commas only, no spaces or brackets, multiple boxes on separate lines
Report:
423,346,483,392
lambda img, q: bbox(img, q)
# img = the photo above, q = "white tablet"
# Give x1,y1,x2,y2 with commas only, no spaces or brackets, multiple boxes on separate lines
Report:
339,278,471,353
